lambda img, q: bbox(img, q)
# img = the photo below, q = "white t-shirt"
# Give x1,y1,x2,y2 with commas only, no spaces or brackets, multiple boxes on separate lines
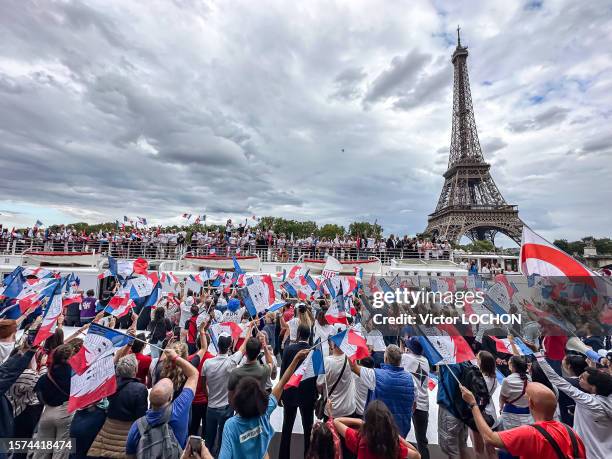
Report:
179,297,194,328
353,372,369,416
401,353,430,411
501,373,531,408
313,322,334,356
483,374,498,419
317,354,355,417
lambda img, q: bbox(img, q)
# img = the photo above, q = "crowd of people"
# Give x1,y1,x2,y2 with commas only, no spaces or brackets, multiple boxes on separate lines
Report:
0,221,455,263
0,276,611,459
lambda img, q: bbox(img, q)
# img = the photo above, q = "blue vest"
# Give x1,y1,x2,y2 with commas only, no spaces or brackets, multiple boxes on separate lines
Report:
366,364,415,437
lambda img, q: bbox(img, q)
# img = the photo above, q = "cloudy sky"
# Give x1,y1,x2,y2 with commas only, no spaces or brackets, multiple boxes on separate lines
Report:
0,0,611,245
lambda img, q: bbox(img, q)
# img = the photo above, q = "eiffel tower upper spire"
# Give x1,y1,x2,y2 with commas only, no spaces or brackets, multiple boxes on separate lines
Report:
425,28,523,244
448,26,484,167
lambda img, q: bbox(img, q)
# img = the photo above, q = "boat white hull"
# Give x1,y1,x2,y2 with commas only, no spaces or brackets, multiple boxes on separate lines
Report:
184,255,260,271
303,258,381,274
25,252,101,266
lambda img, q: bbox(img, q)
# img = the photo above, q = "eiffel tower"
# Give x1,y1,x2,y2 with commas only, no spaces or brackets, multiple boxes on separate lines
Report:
426,28,523,244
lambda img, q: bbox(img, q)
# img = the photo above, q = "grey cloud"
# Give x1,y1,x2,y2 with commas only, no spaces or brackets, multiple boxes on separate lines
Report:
507,106,570,132
392,66,450,110
581,133,612,154
330,67,367,101
0,1,610,242
482,137,508,155
363,50,431,104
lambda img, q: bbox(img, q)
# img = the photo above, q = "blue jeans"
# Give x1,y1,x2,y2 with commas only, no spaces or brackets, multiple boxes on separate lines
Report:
69,406,107,458
205,405,233,457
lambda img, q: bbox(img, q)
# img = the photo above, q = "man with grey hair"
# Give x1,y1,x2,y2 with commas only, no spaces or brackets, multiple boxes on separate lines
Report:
88,354,148,457
116,353,139,378
125,347,199,458
349,344,416,437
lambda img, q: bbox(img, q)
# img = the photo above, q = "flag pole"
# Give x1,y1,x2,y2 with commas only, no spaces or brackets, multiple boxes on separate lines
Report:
414,324,464,386
92,322,165,352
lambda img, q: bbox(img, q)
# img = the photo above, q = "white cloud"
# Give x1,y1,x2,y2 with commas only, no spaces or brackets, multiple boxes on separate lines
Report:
0,0,610,243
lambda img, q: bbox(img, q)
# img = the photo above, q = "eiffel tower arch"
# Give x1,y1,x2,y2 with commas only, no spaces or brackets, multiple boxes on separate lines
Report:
425,28,523,245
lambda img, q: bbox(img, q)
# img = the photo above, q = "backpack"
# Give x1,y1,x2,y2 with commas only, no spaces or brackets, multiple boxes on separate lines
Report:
454,363,494,431
135,406,182,459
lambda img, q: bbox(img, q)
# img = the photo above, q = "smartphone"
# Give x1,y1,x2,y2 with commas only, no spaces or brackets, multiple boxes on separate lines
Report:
189,435,203,454
26,327,38,346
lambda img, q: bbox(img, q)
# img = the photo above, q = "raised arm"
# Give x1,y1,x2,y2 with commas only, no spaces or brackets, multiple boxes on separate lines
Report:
333,417,364,438
271,349,308,401
535,353,597,407
164,347,198,393
460,385,505,448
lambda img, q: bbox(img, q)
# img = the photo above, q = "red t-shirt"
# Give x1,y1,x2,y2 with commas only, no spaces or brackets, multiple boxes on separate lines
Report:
134,352,152,385
498,421,586,459
185,316,198,344
542,336,568,361
344,428,409,459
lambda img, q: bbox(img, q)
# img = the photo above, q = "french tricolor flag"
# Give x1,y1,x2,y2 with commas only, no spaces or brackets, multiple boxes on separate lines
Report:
104,292,132,318
211,321,243,341
69,323,133,375
285,346,325,388
33,283,65,346
62,292,83,308
490,336,533,355
329,328,370,363
240,275,276,316
280,281,298,298
418,330,475,366
68,355,117,413
325,283,348,325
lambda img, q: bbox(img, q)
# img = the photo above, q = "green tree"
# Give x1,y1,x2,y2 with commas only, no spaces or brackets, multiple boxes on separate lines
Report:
461,240,496,252
553,239,570,253
318,224,345,239
594,238,612,255
348,221,383,238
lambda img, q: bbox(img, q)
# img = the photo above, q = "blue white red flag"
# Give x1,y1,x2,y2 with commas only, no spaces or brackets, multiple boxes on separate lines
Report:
0,266,25,300
301,272,318,298
240,275,276,316
68,355,116,413
69,323,133,375
108,256,149,278
418,325,475,366
35,219,43,227
325,283,348,325
211,321,243,341
145,283,161,307
128,276,154,299
491,336,533,355
16,277,59,313
104,290,133,318
329,328,370,363
285,345,325,388
33,280,66,346
280,280,299,298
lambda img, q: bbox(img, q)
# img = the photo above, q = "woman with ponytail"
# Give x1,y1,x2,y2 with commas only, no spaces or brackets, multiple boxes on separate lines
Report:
498,355,532,458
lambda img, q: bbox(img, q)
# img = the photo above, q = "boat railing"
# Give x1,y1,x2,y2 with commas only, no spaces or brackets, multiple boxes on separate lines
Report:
1,238,457,264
